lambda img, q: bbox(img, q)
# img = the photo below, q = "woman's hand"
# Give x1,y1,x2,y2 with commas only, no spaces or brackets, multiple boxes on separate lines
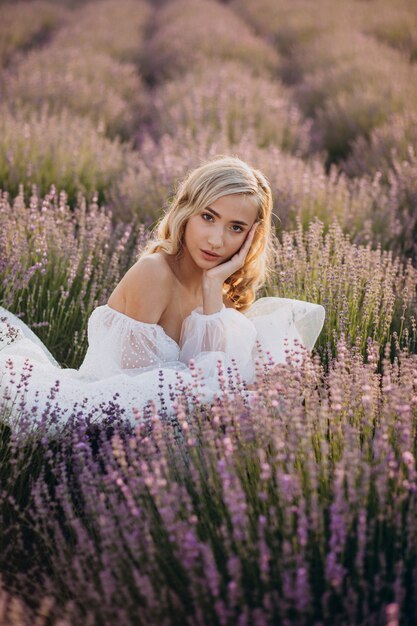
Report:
201,222,259,314
204,221,259,285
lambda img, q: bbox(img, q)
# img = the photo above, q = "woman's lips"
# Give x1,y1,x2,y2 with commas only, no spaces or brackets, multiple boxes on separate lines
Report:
200,249,221,260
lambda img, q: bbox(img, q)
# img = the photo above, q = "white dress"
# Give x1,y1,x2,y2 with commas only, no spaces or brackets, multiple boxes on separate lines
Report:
0,298,325,432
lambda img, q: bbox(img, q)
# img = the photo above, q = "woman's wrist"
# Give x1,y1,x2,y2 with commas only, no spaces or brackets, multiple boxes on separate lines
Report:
202,275,224,315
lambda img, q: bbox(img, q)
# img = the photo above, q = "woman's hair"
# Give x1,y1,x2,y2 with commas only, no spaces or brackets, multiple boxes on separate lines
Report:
139,155,274,310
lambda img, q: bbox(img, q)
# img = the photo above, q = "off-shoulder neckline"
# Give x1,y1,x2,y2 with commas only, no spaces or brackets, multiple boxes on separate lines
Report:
100,303,230,350
101,304,181,349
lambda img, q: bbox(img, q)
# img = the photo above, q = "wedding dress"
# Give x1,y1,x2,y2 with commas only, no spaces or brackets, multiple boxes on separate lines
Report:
0,297,325,433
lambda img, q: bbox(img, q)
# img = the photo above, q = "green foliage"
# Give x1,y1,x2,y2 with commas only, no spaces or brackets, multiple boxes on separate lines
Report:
265,220,417,361
0,188,147,367
0,108,130,205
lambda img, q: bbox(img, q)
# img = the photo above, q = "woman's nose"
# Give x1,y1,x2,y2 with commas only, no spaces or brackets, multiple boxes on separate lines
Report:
207,227,223,248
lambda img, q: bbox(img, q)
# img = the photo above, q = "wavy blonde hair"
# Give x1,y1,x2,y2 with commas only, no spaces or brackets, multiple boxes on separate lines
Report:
139,155,274,311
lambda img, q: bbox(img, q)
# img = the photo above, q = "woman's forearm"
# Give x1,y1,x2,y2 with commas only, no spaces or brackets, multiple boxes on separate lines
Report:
202,275,224,315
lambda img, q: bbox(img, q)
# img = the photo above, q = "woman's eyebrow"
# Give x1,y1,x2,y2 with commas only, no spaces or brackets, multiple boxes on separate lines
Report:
205,206,249,226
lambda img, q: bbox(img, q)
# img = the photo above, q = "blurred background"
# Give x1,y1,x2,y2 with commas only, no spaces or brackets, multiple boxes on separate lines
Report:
0,0,416,366
1,0,416,251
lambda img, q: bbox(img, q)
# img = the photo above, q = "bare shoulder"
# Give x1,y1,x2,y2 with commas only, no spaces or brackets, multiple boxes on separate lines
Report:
131,253,172,282
120,253,173,323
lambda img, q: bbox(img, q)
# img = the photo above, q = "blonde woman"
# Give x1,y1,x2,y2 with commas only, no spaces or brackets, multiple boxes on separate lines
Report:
0,156,325,430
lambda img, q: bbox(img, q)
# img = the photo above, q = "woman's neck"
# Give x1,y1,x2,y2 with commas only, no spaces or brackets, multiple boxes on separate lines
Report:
166,249,203,298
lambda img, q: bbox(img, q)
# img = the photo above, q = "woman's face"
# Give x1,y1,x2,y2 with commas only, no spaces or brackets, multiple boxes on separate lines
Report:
183,193,259,268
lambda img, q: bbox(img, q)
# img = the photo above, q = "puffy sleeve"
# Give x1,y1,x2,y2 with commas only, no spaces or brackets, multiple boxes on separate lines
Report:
78,305,180,381
244,297,325,365
179,305,257,382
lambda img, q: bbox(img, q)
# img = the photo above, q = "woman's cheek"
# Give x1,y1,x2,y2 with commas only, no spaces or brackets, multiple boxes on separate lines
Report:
234,234,246,251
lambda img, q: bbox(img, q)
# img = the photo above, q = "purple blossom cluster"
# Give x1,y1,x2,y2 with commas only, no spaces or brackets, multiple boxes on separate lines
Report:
0,108,131,204
146,60,312,156
0,186,149,367
266,220,417,357
1,341,416,624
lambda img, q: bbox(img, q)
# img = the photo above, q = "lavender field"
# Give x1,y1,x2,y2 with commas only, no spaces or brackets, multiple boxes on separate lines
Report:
1,0,417,624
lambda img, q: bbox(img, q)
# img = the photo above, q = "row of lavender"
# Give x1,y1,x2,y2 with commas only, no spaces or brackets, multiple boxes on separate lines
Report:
1,0,417,259
1,0,417,624
231,0,417,166
1,331,417,625
0,0,150,204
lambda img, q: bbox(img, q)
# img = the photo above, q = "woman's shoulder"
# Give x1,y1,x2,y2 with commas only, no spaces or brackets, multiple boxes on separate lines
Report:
132,252,173,281
116,253,174,324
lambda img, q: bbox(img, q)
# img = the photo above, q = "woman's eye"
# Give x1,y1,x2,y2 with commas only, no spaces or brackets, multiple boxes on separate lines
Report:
201,213,243,232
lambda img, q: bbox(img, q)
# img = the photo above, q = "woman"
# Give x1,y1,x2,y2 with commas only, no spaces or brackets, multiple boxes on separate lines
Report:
0,155,325,432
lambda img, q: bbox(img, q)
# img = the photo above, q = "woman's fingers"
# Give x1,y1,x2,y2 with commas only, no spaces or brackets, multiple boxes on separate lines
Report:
205,222,260,282
237,221,259,259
